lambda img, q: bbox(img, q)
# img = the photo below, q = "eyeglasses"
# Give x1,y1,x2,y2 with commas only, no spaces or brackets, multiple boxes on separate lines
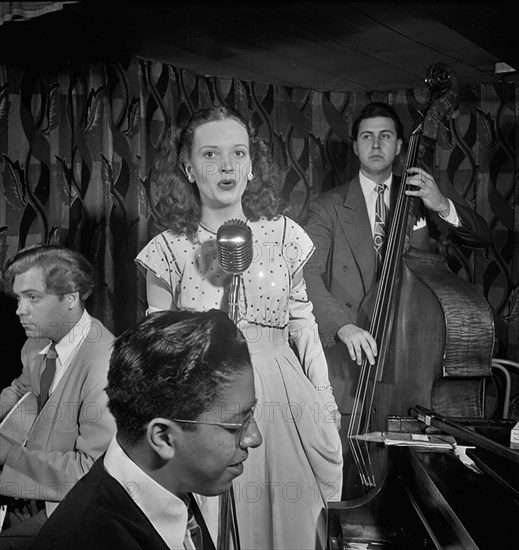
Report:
171,404,256,432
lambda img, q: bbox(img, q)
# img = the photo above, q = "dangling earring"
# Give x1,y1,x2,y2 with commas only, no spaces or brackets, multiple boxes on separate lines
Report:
247,171,254,182
187,172,195,183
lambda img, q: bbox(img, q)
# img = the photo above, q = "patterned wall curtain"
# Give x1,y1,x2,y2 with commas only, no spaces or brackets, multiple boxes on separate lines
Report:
1,58,517,364
0,57,142,337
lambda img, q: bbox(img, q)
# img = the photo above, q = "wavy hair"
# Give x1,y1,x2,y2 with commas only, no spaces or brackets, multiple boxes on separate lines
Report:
3,244,95,305
154,106,286,242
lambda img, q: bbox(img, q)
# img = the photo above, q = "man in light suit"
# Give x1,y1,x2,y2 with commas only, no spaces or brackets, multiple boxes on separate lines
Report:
303,102,492,476
0,245,116,543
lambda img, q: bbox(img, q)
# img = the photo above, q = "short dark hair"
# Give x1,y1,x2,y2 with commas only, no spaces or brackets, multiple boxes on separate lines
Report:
352,101,404,141
106,309,252,446
3,244,95,305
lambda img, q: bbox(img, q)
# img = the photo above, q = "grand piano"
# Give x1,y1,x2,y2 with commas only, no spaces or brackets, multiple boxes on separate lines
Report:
328,410,519,549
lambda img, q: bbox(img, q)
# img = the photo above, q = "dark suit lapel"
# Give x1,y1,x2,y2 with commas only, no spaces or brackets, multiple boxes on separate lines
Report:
335,176,377,288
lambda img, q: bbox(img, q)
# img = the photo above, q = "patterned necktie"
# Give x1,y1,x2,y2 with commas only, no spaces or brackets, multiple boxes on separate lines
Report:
184,507,203,550
373,183,389,274
39,343,57,411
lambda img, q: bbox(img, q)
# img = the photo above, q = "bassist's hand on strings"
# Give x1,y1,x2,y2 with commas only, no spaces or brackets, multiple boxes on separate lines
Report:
337,323,377,366
405,167,450,217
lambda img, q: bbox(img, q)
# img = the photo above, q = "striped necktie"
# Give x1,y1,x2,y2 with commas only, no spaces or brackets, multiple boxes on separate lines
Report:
39,343,57,411
184,507,203,550
185,495,215,550
373,182,389,275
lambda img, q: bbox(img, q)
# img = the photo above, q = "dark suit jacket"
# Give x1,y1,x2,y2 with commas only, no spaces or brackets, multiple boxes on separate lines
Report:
303,174,492,348
31,456,170,550
303,175,492,416
32,455,214,550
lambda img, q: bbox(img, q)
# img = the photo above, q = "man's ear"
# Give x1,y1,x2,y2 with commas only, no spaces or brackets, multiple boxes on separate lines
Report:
64,291,80,310
396,138,402,157
146,418,180,460
353,141,359,158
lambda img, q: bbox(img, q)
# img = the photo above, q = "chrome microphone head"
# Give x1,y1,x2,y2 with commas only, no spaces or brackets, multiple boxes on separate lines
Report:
216,219,253,275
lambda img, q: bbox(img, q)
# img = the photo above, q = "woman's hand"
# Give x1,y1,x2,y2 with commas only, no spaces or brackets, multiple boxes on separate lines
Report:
331,407,341,431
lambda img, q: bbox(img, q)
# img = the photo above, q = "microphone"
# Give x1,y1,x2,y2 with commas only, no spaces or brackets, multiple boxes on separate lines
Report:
216,219,253,275
216,219,253,324
216,219,252,550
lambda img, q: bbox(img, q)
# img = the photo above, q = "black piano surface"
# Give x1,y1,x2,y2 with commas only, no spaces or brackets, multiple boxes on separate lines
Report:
328,417,519,549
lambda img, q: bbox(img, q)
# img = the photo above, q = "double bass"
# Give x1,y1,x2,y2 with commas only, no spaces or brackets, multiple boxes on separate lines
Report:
337,64,495,510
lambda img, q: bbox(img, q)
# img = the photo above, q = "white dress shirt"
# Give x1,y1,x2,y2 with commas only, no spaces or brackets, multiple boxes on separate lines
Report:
104,436,193,549
38,309,92,394
358,171,460,235
37,309,93,516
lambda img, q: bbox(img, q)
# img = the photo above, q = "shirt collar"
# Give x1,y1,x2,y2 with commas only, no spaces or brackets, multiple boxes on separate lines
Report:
39,309,91,364
103,436,189,549
359,170,393,193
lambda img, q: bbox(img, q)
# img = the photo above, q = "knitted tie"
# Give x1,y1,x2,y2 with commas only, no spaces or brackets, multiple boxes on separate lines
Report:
373,183,389,275
39,343,57,411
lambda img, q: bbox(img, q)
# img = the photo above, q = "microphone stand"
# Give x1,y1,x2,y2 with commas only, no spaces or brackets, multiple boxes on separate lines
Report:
217,274,242,550
216,220,252,550
227,274,242,324
217,284,241,550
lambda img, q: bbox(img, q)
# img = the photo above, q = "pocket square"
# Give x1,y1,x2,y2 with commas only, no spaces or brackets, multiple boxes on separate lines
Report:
413,217,427,231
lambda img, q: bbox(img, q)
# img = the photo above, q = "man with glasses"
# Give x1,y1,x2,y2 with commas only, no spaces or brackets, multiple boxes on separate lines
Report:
33,309,262,550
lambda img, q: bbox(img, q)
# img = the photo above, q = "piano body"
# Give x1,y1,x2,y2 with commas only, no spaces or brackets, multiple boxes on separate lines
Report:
328,412,519,549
